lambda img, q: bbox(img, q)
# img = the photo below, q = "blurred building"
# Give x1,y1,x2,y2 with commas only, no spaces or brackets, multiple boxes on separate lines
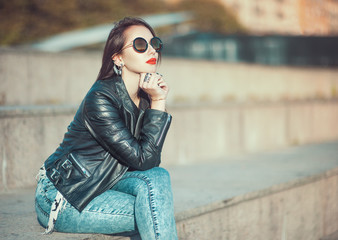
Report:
168,0,338,35
221,0,338,35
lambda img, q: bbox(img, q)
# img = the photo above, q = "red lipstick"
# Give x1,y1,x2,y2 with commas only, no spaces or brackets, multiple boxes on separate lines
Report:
146,58,157,64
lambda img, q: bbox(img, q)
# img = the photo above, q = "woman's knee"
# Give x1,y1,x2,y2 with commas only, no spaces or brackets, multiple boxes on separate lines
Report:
119,167,172,194
150,167,171,183
154,167,169,176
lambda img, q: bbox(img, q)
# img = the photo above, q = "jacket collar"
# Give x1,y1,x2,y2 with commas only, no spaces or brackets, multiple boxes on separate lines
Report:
113,76,150,113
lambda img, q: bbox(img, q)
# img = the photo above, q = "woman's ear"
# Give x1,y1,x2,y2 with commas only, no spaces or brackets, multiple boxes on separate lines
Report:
112,54,123,66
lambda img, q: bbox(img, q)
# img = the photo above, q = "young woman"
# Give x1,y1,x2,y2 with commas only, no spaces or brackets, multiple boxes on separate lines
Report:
35,17,178,240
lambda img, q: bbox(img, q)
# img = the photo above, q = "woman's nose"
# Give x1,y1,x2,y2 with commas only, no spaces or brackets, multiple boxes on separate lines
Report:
148,44,156,54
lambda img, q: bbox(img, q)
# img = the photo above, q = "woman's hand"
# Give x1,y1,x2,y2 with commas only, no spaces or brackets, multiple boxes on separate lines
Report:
139,73,169,101
139,73,169,111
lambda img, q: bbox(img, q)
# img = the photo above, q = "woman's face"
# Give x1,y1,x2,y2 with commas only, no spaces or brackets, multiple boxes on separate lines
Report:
120,25,158,75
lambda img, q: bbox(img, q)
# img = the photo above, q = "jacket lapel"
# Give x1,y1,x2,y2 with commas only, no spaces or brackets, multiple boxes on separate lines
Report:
113,76,150,137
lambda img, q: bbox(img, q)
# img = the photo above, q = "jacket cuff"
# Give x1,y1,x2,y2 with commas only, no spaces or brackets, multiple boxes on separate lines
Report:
143,109,172,149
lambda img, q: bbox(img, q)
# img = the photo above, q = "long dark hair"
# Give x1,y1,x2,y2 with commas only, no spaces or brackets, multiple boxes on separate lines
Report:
96,17,160,81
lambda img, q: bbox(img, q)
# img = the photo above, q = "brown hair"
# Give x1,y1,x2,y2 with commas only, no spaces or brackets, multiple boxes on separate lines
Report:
96,17,160,81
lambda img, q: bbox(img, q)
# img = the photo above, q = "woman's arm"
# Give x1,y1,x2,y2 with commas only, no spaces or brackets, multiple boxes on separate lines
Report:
84,90,171,171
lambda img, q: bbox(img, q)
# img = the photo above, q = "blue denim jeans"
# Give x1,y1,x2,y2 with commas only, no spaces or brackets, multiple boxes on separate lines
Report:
35,167,178,240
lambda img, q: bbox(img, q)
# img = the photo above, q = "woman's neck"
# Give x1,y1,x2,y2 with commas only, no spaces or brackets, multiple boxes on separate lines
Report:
121,70,140,103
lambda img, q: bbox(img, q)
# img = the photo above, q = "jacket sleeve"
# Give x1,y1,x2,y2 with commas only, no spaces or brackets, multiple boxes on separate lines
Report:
83,90,172,171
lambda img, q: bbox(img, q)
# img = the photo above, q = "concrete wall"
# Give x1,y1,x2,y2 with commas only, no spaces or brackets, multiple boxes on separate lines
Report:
1,48,338,106
1,100,338,191
165,100,338,165
176,168,338,240
1,48,338,190
0,106,74,190
0,49,99,105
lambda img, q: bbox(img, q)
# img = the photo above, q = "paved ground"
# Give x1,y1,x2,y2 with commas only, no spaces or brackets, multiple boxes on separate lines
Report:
168,140,338,213
1,140,338,240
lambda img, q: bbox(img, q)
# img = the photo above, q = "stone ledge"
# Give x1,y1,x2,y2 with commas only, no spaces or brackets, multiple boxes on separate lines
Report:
1,165,337,240
1,139,338,239
176,167,338,223
0,105,77,118
1,98,338,114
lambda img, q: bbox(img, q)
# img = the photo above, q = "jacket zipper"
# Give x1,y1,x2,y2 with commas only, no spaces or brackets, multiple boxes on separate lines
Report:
69,153,91,178
156,115,171,147
135,110,145,139
123,107,135,135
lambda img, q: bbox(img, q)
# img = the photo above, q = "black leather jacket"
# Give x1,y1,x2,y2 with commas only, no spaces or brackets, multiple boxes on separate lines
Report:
44,76,172,212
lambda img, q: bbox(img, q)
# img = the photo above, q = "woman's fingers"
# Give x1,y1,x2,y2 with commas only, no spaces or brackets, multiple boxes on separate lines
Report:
144,73,152,83
139,73,148,88
141,73,162,89
157,78,165,86
142,74,154,89
139,72,168,99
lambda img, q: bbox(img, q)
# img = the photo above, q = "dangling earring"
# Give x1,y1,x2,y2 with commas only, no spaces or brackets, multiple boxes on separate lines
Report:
113,62,123,76
112,57,124,76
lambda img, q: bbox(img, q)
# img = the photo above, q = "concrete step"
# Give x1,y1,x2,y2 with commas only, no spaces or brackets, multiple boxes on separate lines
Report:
1,141,338,240
2,101,338,191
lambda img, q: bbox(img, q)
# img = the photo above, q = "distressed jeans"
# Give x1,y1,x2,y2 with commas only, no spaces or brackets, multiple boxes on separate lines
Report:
35,167,178,240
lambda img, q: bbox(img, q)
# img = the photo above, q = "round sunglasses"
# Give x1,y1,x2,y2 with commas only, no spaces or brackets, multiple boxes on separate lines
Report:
122,37,163,53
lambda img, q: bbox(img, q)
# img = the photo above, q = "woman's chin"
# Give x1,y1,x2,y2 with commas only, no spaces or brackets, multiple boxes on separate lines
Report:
149,66,158,73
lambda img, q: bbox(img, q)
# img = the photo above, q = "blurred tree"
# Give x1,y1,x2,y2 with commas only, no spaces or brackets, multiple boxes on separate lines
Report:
0,0,127,45
174,0,246,34
122,0,167,15
0,0,245,45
